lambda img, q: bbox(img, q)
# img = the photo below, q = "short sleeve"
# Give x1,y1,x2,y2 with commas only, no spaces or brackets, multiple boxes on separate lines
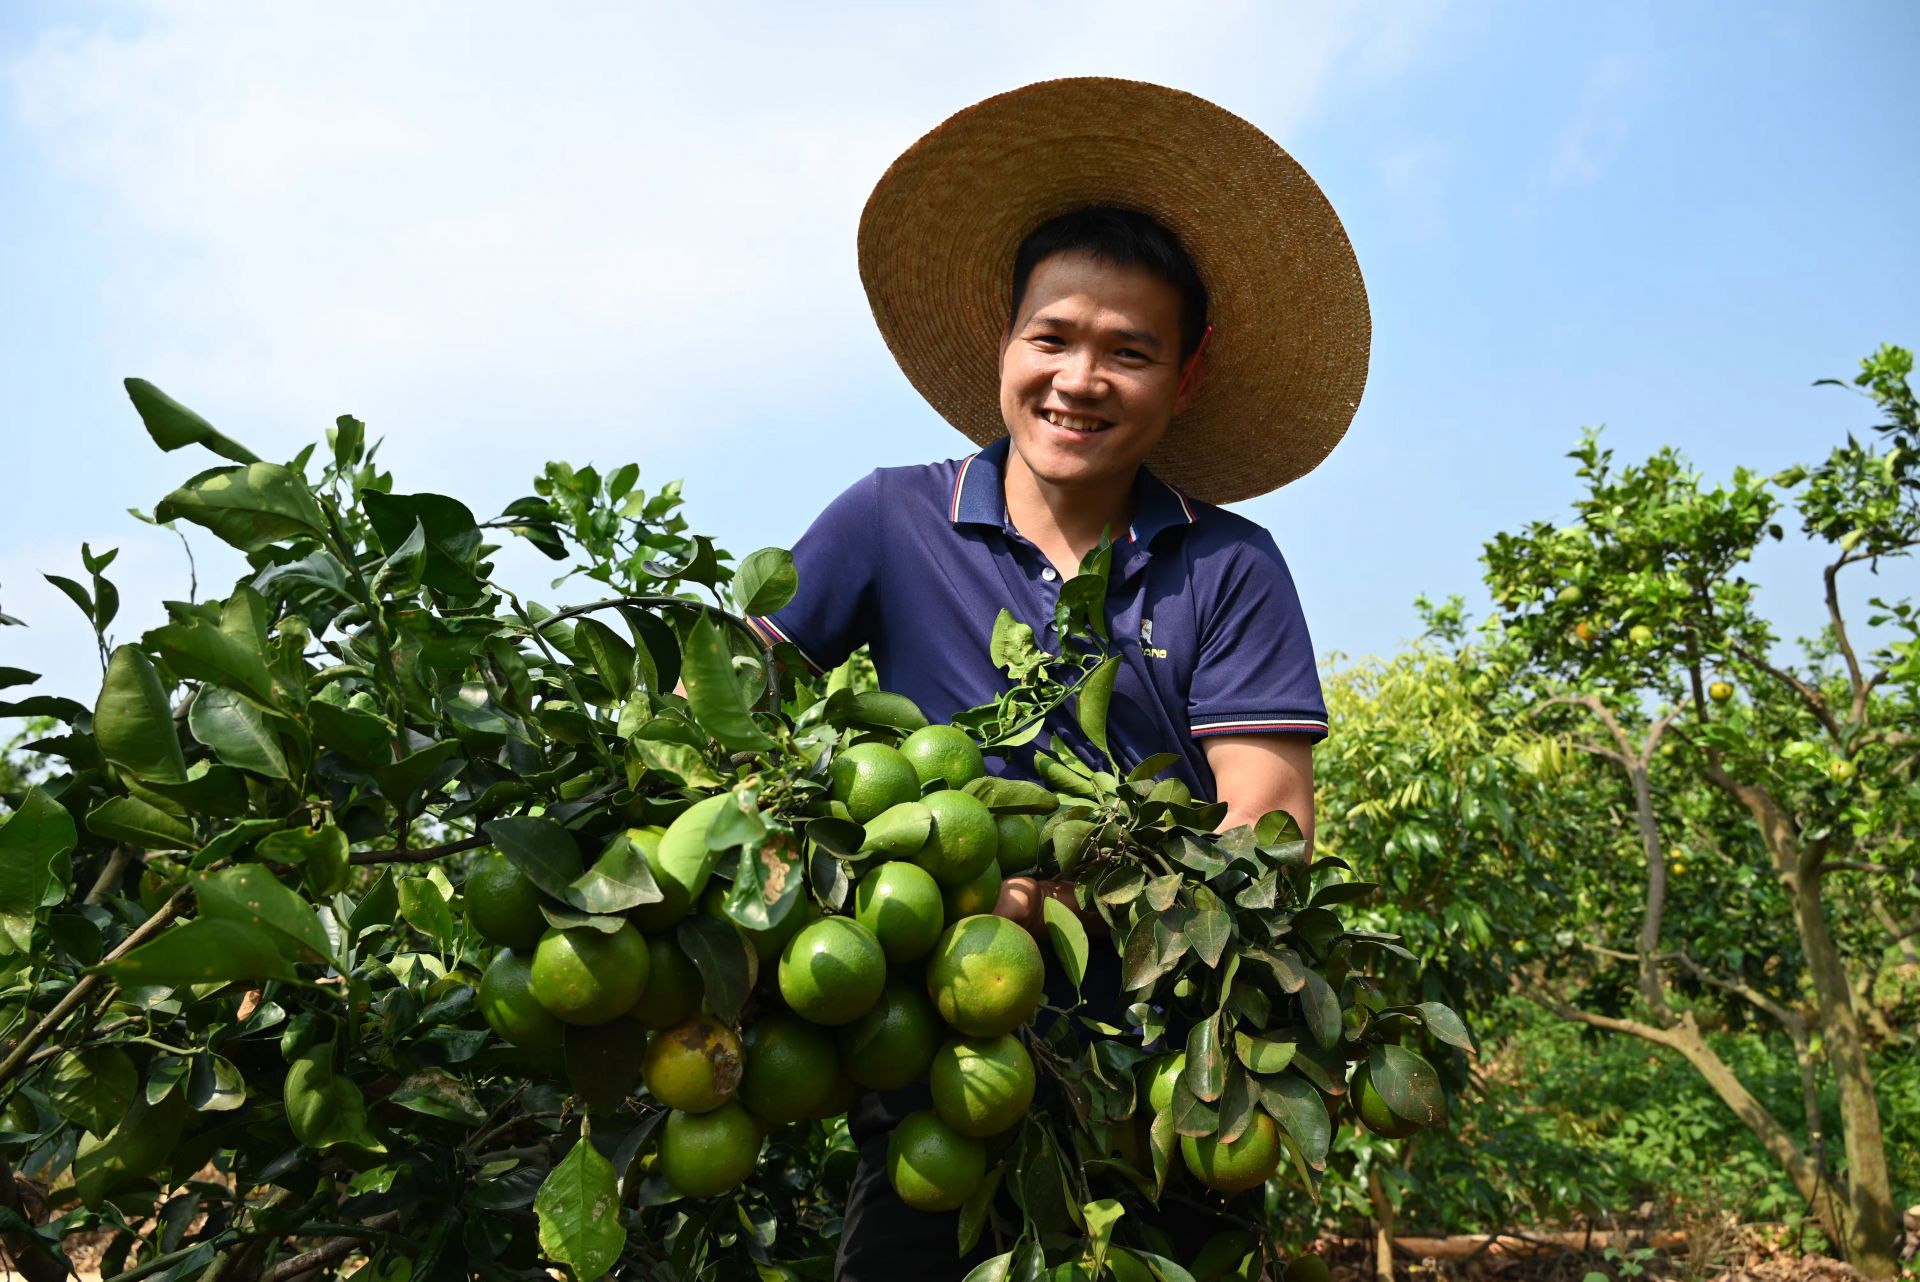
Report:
1186,531,1328,742
747,472,882,674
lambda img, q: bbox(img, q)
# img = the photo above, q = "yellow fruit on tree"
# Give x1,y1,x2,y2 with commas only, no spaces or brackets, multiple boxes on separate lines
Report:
737,1012,841,1126
479,949,567,1051
830,742,922,824
928,1033,1035,1138
1181,1112,1281,1193
659,1101,763,1198
925,914,1045,1037
778,916,887,1026
529,923,650,1026
885,1110,986,1212
836,978,942,1091
899,725,986,789
642,1014,743,1113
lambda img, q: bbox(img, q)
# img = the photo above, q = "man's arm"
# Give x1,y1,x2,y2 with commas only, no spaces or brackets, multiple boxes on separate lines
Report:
1202,733,1314,855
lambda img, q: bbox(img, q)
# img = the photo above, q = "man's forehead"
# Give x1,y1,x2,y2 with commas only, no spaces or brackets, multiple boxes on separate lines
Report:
1013,252,1185,332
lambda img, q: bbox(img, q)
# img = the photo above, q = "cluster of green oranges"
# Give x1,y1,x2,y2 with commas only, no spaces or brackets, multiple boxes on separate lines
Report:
468,724,1052,1209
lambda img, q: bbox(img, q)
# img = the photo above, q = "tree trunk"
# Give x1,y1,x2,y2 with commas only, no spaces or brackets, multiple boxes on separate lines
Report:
1366,1165,1396,1282
1792,878,1900,1277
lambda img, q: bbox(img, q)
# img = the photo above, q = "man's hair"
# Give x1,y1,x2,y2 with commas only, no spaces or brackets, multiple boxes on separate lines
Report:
1008,206,1210,364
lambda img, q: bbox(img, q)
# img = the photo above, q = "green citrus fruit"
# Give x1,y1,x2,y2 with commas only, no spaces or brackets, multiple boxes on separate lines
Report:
1629,624,1654,646
913,790,1000,887
942,858,1002,921
830,742,922,824
659,1101,763,1198
1147,1052,1187,1116
1285,1254,1332,1282
885,1109,986,1212
700,883,816,964
851,861,944,963
899,724,986,789
529,923,650,1025
1708,680,1734,703
928,1033,1035,1138
1181,1112,1281,1193
72,1090,188,1208
778,917,887,1026
994,813,1041,874
633,798,728,931
836,978,942,1091
642,1014,743,1113
479,949,566,1050
1351,1062,1421,1138
628,933,703,1029
737,1012,841,1126
925,914,1044,1037
465,850,548,950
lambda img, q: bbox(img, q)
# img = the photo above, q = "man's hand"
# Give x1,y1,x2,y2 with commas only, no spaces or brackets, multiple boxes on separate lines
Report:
992,875,1079,939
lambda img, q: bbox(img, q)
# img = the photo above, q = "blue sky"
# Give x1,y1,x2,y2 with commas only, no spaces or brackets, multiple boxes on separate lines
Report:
3,1,1916,714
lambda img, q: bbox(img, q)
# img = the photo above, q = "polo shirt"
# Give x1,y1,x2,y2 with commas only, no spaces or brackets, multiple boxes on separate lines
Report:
748,437,1327,800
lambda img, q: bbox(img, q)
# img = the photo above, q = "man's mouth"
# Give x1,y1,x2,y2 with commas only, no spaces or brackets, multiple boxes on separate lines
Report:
1040,408,1113,434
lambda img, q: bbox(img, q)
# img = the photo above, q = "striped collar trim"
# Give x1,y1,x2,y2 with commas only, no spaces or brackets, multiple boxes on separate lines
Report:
948,436,1199,545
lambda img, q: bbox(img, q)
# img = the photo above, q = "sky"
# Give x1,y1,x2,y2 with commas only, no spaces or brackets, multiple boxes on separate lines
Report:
2,1,1916,718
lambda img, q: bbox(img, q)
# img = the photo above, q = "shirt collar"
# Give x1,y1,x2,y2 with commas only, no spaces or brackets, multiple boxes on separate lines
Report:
949,437,1198,547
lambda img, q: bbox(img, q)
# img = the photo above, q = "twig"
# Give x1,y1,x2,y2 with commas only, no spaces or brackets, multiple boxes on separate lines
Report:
349,833,491,866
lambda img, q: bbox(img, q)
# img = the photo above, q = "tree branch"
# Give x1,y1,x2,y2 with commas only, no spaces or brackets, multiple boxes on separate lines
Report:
1822,558,1868,725
1729,641,1844,743
349,833,490,866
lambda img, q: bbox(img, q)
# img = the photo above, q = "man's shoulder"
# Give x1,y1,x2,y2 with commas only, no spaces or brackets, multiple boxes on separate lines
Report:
1174,491,1287,566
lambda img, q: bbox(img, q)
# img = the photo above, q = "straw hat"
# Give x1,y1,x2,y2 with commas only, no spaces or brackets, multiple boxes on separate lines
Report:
858,77,1370,505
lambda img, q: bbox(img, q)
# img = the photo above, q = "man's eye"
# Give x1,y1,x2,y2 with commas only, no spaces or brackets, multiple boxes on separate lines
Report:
1116,349,1150,362
1031,334,1065,347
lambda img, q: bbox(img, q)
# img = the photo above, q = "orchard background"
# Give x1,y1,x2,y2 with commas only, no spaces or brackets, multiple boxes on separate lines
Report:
3,4,1918,1281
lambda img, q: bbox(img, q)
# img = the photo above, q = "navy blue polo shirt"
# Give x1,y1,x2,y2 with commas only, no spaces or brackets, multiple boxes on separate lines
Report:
748,438,1326,800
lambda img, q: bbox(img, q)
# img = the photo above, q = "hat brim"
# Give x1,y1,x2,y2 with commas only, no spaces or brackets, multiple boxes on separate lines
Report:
858,77,1370,506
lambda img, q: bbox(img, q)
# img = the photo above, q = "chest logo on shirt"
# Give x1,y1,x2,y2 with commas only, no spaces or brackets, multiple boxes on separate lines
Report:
1140,618,1168,660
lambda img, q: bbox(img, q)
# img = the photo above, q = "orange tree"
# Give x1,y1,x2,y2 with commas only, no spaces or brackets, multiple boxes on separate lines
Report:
1468,346,1920,1276
0,381,1468,1281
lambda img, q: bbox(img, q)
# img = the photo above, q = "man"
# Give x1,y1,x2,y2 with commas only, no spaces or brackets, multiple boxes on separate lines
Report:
746,78,1370,1279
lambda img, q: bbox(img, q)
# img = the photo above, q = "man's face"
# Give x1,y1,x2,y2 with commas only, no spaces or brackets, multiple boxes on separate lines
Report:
997,251,1199,497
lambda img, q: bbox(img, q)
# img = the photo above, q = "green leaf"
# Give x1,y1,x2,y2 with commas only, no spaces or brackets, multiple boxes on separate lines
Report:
95,646,187,784
0,667,39,690
961,776,1060,815
195,865,333,964
536,1135,627,1281
187,1053,247,1111
148,618,278,706
0,787,77,953
124,378,259,464
1185,908,1230,969
154,462,327,552
1414,1002,1476,1054
1368,1044,1447,1127
1082,1197,1125,1277
257,822,349,870
1233,1033,1297,1076
361,491,486,597
369,518,428,598
840,690,929,732
732,547,799,615
859,801,931,856
1041,896,1087,993
1216,1064,1258,1144
1258,1071,1331,1169
1183,1018,1225,1103
44,573,93,623
46,1047,139,1135
371,739,462,804
284,1043,386,1153
676,914,757,1025
398,877,454,944
576,618,637,703
86,796,196,850
94,917,298,985
188,685,290,778
1127,752,1181,782
389,1068,486,1126
486,817,588,904
308,701,393,768
571,830,663,914
724,831,804,933
349,870,400,941
680,615,776,754
1299,969,1342,1051
1076,655,1122,767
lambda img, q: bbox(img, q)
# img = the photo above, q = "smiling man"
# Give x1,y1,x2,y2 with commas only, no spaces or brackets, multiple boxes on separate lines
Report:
746,78,1370,1278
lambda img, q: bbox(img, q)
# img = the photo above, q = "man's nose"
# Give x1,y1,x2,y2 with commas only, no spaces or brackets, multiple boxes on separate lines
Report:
1052,350,1106,399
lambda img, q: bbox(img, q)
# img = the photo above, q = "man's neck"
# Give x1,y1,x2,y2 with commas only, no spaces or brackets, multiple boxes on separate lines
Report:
1001,451,1134,578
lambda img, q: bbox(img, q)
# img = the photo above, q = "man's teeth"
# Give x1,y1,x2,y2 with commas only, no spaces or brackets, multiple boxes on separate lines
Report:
1042,410,1108,433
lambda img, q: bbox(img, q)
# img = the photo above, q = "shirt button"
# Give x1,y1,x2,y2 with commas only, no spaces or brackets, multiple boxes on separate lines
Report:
1041,567,1058,582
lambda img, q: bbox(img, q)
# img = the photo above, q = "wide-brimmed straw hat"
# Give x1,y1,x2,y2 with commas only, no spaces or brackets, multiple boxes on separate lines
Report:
858,77,1370,505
